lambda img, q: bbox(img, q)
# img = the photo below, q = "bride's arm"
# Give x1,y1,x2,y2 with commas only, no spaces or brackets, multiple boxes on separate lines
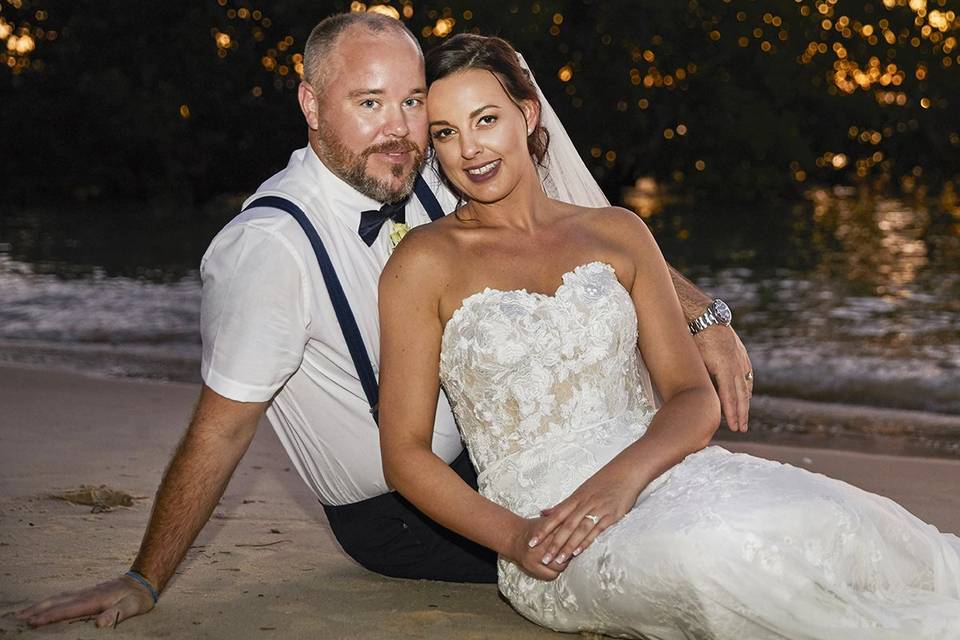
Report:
623,211,722,483
534,208,721,567
378,230,562,581
666,263,753,433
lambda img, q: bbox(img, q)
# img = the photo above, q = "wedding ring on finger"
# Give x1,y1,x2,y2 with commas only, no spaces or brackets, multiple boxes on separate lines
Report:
583,514,600,525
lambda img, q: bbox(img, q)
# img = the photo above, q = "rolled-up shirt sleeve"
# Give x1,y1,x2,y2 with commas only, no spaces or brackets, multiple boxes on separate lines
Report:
199,221,311,402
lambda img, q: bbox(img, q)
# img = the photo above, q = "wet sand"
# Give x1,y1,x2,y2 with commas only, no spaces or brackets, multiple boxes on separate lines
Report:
1,364,958,639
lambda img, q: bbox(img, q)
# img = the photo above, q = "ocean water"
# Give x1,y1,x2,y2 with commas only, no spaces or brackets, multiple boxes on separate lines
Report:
1,191,958,455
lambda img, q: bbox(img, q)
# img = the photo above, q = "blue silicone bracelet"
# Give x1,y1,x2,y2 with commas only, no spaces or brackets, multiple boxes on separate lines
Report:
125,570,159,604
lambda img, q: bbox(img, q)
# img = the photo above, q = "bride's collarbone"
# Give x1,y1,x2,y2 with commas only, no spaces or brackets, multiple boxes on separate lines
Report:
454,258,575,293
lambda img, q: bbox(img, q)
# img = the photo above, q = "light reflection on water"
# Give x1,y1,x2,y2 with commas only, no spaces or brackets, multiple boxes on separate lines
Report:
0,190,958,453
692,190,959,415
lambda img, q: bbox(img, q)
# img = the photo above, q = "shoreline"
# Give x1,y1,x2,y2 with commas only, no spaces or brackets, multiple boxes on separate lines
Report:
2,353,958,459
1,364,959,638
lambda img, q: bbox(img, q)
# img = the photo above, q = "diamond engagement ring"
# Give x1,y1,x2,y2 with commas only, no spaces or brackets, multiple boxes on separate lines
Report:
584,514,600,525
745,371,754,382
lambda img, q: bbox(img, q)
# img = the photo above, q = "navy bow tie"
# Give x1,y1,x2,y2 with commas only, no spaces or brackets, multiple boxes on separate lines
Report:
358,200,407,246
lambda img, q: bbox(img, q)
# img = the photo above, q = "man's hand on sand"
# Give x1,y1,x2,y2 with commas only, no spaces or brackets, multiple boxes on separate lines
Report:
17,575,154,628
693,325,753,432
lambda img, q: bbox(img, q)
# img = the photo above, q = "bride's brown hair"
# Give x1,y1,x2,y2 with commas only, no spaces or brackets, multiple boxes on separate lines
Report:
425,34,550,165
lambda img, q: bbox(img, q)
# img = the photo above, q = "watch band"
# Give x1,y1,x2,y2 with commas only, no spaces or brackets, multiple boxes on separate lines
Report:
688,311,717,335
688,299,731,335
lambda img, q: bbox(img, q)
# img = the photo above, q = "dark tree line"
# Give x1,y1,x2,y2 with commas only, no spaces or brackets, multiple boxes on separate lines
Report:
2,0,958,207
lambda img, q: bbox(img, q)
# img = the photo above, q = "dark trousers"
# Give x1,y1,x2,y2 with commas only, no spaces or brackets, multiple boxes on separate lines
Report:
322,451,498,583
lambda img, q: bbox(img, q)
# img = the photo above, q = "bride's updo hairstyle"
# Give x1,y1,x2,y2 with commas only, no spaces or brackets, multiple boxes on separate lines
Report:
425,34,550,166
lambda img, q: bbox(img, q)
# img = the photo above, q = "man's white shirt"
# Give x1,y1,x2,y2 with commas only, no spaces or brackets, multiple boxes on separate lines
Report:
200,146,461,505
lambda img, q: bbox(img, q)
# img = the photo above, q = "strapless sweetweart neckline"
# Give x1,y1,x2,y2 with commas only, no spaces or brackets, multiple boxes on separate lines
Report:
441,260,625,345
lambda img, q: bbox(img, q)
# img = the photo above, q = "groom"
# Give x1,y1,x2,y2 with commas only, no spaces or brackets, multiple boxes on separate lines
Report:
19,11,753,628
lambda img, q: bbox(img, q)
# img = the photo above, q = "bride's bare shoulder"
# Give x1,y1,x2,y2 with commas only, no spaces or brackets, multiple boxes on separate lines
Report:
566,204,656,245
564,205,665,284
379,220,457,295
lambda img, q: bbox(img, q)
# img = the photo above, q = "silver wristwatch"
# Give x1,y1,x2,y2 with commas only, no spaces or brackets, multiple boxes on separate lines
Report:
688,298,732,335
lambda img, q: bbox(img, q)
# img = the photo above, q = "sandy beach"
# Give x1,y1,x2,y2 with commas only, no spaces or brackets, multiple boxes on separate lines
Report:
1,364,959,639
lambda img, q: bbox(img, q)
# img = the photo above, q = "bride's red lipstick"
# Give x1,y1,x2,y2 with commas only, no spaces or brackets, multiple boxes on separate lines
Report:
463,158,502,183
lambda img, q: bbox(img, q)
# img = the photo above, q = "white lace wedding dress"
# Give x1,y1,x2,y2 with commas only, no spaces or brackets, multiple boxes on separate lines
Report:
439,261,960,639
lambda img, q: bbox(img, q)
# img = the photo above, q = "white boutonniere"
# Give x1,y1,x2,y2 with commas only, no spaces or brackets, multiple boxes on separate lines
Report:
389,221,410,252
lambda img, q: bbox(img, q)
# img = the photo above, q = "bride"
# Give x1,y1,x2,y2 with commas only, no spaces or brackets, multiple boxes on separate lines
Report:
377,33,960,639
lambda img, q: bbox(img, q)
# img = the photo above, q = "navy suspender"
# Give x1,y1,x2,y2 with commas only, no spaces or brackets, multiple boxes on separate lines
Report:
414,174,445,221
244,195,382,423
242,174,445,426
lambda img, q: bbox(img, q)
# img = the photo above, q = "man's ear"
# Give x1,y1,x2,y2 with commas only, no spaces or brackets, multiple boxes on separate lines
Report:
298,81,320,131
521,99,541,135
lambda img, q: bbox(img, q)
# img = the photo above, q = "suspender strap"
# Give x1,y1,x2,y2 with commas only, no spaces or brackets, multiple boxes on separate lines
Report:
414,174,445,221
243,195,380,424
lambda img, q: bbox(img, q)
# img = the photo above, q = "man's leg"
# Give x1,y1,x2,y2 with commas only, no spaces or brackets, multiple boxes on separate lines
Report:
323,451,497,583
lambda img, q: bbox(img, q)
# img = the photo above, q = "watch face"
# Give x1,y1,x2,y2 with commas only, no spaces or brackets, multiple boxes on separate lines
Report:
711,299,732,325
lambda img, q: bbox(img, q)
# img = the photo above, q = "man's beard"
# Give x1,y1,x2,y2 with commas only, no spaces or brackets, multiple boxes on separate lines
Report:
316,122,425,204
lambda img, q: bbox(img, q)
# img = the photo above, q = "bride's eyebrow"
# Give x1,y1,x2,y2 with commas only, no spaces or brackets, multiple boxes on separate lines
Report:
469,104,500,117
429,104,500,127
